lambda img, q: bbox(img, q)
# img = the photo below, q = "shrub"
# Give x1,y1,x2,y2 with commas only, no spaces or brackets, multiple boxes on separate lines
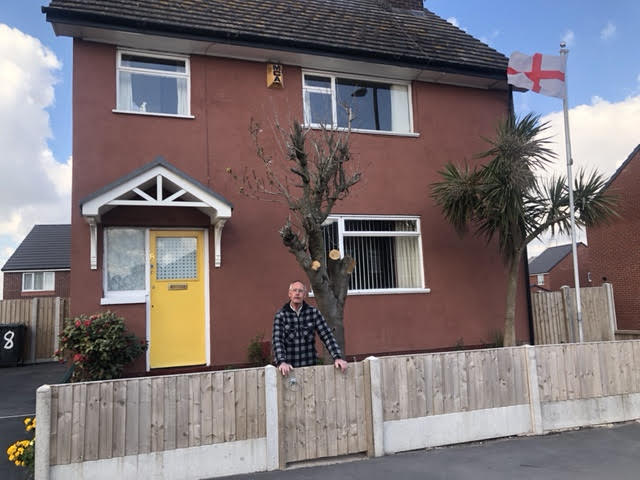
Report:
56,311,147,382
6,417,35,478
247,334,271,366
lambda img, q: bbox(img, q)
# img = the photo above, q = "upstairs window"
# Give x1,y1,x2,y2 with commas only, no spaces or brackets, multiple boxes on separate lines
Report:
116,50,190,116
303,72,412,134
323,216,424,293
537,274,545,286
22,272,54,292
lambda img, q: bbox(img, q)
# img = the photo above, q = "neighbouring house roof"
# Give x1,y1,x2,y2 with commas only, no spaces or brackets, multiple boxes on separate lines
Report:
602,143,640,191
42,0,508,80
528,243,586,275
1,225,71,272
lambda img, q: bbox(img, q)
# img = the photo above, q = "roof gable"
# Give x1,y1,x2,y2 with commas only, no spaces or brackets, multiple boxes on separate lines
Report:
2,225,71,272
528,243,586,275
43,0,508,80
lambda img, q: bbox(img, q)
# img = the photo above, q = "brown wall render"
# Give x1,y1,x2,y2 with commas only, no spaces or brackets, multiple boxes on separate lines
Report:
588,148,640,330
71,40,529,369
3,271,70,300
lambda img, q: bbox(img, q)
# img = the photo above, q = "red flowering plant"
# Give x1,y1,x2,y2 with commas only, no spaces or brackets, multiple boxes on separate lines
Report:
55,311,147,382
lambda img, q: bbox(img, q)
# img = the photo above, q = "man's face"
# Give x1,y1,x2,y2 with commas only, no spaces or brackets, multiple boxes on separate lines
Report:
288,282,306,305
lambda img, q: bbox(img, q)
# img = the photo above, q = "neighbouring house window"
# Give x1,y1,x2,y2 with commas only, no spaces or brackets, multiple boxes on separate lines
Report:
303,72,411,133
116,50,190,116
322,216,423,292
22,272,54,292
104,228,146,298
537,274,545,285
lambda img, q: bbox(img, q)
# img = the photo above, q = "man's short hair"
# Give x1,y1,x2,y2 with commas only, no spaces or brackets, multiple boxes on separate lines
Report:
288,280,307,291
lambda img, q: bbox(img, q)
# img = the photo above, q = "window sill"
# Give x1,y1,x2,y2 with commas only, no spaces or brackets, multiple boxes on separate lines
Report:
101,293,147,305
309,288,430,297
306,125,420,138
112,109,195,119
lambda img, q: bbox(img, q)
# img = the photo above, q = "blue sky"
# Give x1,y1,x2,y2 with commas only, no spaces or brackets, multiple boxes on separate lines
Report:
0,1,639,295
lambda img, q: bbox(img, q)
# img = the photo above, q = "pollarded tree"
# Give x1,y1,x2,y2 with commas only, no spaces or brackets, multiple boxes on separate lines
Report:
232,119,361,353
432,113,617,346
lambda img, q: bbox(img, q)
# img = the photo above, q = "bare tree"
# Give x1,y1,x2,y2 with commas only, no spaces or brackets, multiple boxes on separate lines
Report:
230,119,361,353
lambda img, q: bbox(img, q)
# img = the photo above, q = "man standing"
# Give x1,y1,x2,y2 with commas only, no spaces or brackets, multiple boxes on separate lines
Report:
272,280,348,376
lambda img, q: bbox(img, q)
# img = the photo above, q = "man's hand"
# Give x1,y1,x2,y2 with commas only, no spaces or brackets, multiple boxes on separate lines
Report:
278,362,293,376
334,358,348,372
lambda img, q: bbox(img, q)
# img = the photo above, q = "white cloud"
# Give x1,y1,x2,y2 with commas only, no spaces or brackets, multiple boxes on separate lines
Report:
600,21,616,40
447,17,459,28
0,24,70,243
562,30,575,47
527,95,640,253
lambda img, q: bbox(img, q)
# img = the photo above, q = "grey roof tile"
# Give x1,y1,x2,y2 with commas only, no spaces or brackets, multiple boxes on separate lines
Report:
43,0,508,77
528,243,585,275
2,225,71,272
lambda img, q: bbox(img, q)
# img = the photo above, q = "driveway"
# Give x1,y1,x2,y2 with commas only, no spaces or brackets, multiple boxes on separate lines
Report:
225,421,640,480
0,362,67,480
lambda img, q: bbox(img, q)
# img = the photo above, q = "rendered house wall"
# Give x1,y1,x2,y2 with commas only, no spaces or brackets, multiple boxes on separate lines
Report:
70,40,529,369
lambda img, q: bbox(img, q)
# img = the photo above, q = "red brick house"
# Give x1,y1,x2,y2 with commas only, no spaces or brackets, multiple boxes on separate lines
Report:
528,242,591,292
43,0,530,372
1,225,71,300
588,144,640,331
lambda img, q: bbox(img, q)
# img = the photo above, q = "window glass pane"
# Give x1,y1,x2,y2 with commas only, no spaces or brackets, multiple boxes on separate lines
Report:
44,272,55,290
118,72,188,115
344,219,416,232
156,237,197,280
305,91,333,125
121,54,186,73
23,273,33,291
107,229,145,291
345,236,396,290
33,272,44,290
336,78,392,131
304,75,331,88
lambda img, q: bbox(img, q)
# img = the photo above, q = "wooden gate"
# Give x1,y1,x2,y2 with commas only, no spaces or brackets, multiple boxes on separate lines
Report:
277,361,371,466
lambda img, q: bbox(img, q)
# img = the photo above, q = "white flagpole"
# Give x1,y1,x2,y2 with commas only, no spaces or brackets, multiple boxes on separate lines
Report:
560,42,584,343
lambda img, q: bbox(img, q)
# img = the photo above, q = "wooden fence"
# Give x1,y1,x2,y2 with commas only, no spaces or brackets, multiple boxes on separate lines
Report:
531,284,616,344
0,297,69,362
36,340,640,480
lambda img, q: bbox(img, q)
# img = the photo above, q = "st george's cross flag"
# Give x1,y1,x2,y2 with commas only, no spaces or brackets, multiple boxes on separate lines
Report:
507,52,566,98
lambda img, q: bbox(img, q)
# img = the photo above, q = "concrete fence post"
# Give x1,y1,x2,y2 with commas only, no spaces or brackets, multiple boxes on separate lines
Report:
604,282,617,339
35,385,51,480
560,286,576,343
524,345,543,435
264,365,280,471
30,298,39,363
365,356,384,457
53,297,61,357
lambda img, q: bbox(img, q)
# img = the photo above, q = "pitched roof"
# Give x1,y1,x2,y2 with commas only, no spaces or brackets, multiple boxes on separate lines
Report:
602,143,640,191
43,0,508,79
528,243,586,275
2,225,71,272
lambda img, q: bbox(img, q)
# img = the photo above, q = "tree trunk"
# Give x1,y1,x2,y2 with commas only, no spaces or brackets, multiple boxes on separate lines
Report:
503,254,521,347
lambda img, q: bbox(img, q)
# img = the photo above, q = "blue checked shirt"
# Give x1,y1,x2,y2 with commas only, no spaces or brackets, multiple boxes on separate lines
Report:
272,301,343,367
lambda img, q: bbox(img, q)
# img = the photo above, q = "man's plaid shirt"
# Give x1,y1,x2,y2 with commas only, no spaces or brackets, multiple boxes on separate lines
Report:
272,301,343,367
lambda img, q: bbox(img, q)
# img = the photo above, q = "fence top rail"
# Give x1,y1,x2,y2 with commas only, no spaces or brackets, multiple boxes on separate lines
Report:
46,364,268,389
533,339,640,349
376,344,529,362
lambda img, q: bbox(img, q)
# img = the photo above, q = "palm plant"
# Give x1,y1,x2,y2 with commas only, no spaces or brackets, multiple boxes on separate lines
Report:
432,113,617,346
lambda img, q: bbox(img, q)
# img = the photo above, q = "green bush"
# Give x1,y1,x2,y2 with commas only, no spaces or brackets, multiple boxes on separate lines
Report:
56,311,147,382
247,334,271,366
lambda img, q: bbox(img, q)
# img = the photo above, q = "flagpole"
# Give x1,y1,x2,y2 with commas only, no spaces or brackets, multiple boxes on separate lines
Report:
560,42,584,343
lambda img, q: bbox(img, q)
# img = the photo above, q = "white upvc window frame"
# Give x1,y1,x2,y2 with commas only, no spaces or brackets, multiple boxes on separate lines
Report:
302,70,417,136
22,271,55,292
323,214,429,296
114,49,194,118
537,274,545,286
101,227,149,305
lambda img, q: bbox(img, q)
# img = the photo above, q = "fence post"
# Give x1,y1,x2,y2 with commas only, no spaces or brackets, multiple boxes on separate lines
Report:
30,298,39,363
524,345,543,434
264,365,280,471
604,283,617,339
35,385,51,480
365,356,384,457
53,297,61,357
561,286,576,343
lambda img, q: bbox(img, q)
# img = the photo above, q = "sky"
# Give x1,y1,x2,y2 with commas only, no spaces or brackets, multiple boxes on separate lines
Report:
0,1,639,295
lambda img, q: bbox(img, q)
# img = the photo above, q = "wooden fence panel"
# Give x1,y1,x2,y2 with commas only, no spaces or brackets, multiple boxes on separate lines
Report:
49,368,266,466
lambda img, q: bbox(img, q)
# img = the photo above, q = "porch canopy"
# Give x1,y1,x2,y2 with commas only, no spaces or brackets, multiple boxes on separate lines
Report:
80,156,233,269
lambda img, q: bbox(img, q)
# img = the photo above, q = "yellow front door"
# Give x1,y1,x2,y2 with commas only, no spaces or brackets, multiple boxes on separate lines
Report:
149,230,206,368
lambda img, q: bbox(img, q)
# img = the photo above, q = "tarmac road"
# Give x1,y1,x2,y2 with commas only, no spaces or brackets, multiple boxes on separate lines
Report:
224,421,640,480
0,362,67,480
